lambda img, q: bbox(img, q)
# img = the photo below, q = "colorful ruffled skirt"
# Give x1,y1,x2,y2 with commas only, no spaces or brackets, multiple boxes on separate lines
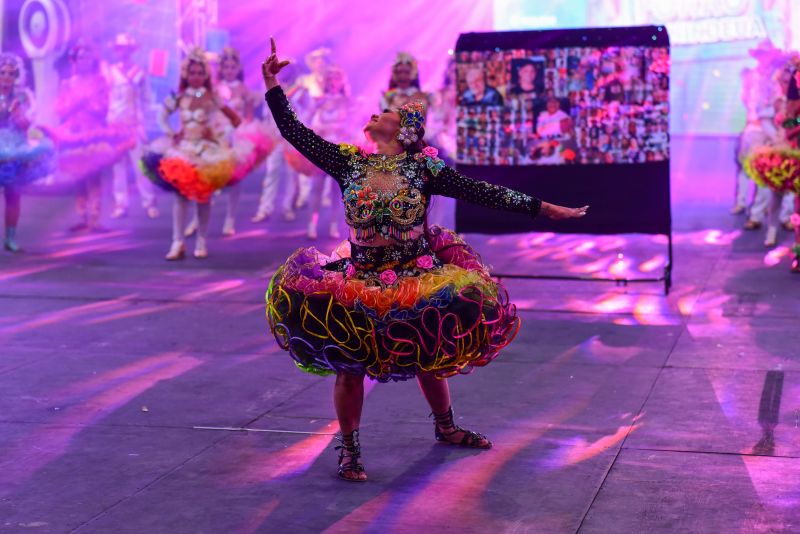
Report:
744,146,800,193
266,227,520,382
47,123,135,183
0,128,55,188
140,137,236,203
284,146,324,177
229,121,274,186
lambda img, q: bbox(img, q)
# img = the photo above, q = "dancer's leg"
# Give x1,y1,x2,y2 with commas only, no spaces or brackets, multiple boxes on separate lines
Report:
195,201,211,258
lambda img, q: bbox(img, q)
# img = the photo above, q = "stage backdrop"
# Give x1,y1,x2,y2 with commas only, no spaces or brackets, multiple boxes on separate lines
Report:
454,26,671,236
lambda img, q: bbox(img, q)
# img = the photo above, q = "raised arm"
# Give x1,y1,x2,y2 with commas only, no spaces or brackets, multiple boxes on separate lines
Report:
262,38,349,179
427,162,588,220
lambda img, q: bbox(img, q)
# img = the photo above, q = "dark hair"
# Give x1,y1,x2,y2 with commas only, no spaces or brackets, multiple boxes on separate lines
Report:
68,41,100,73
405,126,428,155
788,71,800,101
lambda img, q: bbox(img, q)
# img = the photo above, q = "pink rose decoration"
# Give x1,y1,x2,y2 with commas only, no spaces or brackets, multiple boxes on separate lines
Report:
791,213,800,228
422,146,439,158
345,264,356,278
416,255,434,269
379,269,398,285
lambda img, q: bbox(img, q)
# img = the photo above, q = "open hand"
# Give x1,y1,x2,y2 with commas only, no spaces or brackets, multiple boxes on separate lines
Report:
261,37,291,91
541,202,589,220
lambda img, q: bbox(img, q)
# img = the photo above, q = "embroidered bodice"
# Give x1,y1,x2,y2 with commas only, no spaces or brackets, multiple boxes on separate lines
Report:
160,90,220,143
266,86,541,246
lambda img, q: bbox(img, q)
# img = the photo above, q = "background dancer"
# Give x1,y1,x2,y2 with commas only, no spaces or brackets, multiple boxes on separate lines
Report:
0,53,53,252
105,33,158,221
140,48,241,260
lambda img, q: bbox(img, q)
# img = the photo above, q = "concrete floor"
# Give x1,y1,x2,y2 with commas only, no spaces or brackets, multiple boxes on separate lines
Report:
1,178,799,533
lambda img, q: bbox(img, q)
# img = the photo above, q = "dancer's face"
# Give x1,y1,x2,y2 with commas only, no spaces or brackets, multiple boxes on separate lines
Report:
393,64,412,88
364,108,401,143
74,49,95,75
220,58,239,82
0,64,17,93
186,63,207,88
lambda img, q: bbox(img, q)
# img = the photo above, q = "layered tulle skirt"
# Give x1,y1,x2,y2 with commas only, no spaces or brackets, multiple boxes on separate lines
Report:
0,128,55,188
744,146,800,193
229,121,274,186
140,136,236,203
266,227,520,382
46,123,135,184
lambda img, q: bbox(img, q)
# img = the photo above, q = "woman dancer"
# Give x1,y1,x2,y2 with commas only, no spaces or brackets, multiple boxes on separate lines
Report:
380,52,431,112
140,48,241,260
745,61,800,271
0,53,53,251
262,39,588,481
53,42,133,232
186,47,272,237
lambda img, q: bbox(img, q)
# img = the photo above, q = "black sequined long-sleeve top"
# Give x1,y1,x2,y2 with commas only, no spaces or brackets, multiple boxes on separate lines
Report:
265,86,541,245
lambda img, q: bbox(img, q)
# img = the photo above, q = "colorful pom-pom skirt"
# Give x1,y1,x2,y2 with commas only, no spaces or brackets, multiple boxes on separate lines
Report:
284,146,323,177
229,121,274,186
0,128,55,188
744,146,800,193
48,124,135,183
266,227,520,382
140,137,235,203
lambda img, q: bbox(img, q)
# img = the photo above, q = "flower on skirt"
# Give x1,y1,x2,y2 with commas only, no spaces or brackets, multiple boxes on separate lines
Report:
379,269,398,286
416,254,434,269
345,263,356,279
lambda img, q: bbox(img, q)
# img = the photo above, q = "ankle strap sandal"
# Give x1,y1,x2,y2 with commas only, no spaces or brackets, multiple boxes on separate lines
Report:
432,407,493,449
335,429,367,482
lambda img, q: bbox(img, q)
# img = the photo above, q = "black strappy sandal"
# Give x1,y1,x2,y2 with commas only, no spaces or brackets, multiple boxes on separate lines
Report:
432,407,492,449
335,429,367,482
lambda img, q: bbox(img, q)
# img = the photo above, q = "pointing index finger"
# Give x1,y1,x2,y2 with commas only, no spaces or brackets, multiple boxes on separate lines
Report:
270,37,277,56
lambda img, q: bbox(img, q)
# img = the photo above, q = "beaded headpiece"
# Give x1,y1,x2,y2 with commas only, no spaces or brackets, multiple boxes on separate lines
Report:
392,52,418,80
220,46,241,67
305,47,331,69
397,100,425,146
219,46,243,80
0,53,24,85
323,65,350,97
180,47,210,79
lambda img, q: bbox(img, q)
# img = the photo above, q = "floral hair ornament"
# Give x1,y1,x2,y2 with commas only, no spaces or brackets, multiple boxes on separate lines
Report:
397,100,426,146
180,47,210,80
392,52,419,80
0,53,24,85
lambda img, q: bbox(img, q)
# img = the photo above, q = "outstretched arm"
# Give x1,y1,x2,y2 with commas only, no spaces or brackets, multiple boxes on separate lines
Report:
262,37,349,180
428,164,588,220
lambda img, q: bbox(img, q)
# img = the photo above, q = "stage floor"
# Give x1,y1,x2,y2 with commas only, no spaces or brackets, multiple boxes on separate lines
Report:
1,182,799,533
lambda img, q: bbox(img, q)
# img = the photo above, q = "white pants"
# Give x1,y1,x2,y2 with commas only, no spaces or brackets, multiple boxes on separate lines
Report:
256,144,297,216
112,142,156,210
750,188,795,223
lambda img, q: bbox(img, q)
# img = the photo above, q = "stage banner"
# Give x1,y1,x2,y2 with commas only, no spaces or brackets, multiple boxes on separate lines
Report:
454,26,670,235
